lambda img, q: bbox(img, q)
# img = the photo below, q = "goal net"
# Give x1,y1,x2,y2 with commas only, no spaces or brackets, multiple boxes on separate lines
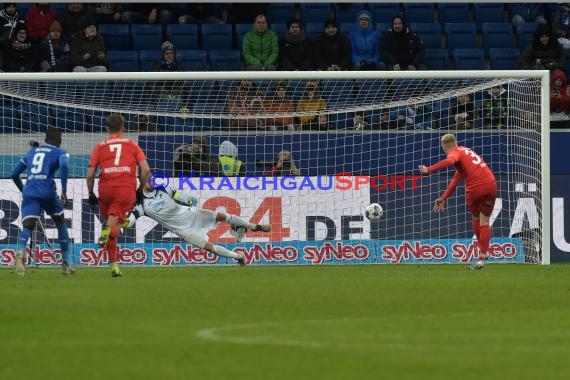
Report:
0,70,549,267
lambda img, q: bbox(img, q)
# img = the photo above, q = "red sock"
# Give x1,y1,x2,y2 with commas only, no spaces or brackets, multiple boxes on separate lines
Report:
109,225,120,239
107,237,118,263
479,225,491,259
472,218,481,241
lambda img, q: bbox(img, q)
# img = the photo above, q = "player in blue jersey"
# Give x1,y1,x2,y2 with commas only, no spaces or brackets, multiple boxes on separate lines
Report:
11,127,74,276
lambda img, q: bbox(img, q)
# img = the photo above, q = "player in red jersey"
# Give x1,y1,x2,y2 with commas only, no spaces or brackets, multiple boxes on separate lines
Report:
418,134,497,269
86,114,151,277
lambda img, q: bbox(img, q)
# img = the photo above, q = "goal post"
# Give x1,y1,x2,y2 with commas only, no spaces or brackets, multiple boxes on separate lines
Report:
0,70,550,266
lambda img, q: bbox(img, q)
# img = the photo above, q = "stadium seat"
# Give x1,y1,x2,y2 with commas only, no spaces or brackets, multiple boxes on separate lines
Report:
452,49,485,70
201,24,233,50
209,50,242,71
445,23,477,52
270,23,287,37
341,22,356,34
304,22,323,37
18,102,52,133
474,4,505,30
99,24,130,51
375,23,389,35
323,80,356,107
166,24,199,50
437,4,470,24
334,4,364,24
424,49,449,70
177,50,208,71
368,4,402,24
403,3,435,23
410,23,442,49
517,22,540,50
481,23,514,53
355,79,389,103
267,3,296,25
488,48,521,70
131,24,163,51
139,50,162,71
107,50,140,72
0,104,19,133
299,3,332,23
564,49,570,76
235,23,252,52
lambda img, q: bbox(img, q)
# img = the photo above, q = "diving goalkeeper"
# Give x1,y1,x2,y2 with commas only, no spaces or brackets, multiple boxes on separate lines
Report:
101,181,271,266
418,133,497,269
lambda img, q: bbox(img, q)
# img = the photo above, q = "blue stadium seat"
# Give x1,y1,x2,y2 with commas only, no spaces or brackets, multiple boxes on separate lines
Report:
438,4,470,24
53,105,85,132
299,3,332,23
368,4,402,24
341,22,356,34
488,48,521,70
131,24,163,51
202,24,233,50
517,22,540,50
375,23,389,35
482,23,514,53
139,50,162,71
445,23,476,52
410,23,442,49
355,79,389,103
564,49,570,76
107,50,140,72
403,3,435,23
453,49,485,70
166,24,199,50
267,3,296,25
209,50,242,71
235,23,251,52
18,102,52,133
270,23,287,37
424,49,449,70
177,50,208,71
334,4,364,23
99,24,130,51
304,22,323,37
0,104,19,133
323,80,355,107
474,4,505,30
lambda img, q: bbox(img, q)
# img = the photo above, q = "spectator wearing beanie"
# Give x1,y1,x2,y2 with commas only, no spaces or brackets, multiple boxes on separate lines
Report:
312,19,352,71
40,20,70,72
70,21,107,72
152,41,182,72
278,18,313,71
0,3,24,48
2,23,40,72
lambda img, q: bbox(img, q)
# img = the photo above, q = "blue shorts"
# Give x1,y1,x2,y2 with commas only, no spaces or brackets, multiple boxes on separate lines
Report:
21,194,64,222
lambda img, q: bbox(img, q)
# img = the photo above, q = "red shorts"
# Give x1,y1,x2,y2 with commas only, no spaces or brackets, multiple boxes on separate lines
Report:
98,187,136,223
466,182,497,217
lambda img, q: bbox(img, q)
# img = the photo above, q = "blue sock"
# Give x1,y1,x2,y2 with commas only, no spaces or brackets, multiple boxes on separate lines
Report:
57,224,70,265
17,227,33,252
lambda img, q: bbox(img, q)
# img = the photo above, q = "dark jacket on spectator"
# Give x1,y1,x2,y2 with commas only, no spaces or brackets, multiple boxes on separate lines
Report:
69,31,107,69
312,22,352,70
0,4,23,47
278,21,313,70
380,16,425,69
3,24,40,72
520,24,565,71
61,4,97,40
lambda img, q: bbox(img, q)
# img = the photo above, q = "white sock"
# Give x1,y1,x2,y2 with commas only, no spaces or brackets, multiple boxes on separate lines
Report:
212,245,241,259
224,214,255,229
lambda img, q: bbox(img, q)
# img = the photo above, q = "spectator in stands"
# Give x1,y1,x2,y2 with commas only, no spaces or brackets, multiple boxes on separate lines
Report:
552,3,570,49
40,20,70,72
550,69,570,115
134,114,159,132
278,18,313,71
228,80,266,130
296,81,327,130
173,136,220,177
264,80,295,131
243,14,278,71
152,41,182,72
349,10,382,70
2,23,40,72
312,19,352,71
0,3,23,49
353,113,369,130
482,85,510,129
264,150,301,176
448,94,475,130
510,4,547,27
520,24,565,71
121,4,172,26
61,3,97,40
25,2,57,43
178,4,224,25
69,22,107,72
218,140,246,176
93,3,123,25
389,102,433,130
380,16,425,71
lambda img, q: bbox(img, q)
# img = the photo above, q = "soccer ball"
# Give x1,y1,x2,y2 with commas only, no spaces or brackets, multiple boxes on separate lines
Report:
365,203,383,222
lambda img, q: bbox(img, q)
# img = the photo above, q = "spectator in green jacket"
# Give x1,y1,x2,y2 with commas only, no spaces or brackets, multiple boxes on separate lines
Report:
242,14,278,71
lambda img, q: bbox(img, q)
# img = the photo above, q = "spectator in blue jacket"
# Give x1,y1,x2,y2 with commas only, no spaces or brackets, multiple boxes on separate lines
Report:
349,10,382,70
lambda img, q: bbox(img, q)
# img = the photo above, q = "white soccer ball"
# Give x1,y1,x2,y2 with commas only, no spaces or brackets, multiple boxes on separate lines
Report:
365,203,383,222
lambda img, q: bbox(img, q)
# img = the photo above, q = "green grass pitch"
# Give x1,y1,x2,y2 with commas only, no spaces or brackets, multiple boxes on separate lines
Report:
2,264,570,380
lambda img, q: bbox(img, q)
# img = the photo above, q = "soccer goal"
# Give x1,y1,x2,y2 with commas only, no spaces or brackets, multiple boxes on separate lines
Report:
0,70,549,267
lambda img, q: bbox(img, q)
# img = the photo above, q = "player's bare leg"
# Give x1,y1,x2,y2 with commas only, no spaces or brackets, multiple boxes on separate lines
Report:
216,213,271,242
106,215,122,277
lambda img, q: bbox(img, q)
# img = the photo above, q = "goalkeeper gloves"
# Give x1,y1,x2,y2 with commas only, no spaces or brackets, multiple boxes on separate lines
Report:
172,190,198,207
88,193,98,208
